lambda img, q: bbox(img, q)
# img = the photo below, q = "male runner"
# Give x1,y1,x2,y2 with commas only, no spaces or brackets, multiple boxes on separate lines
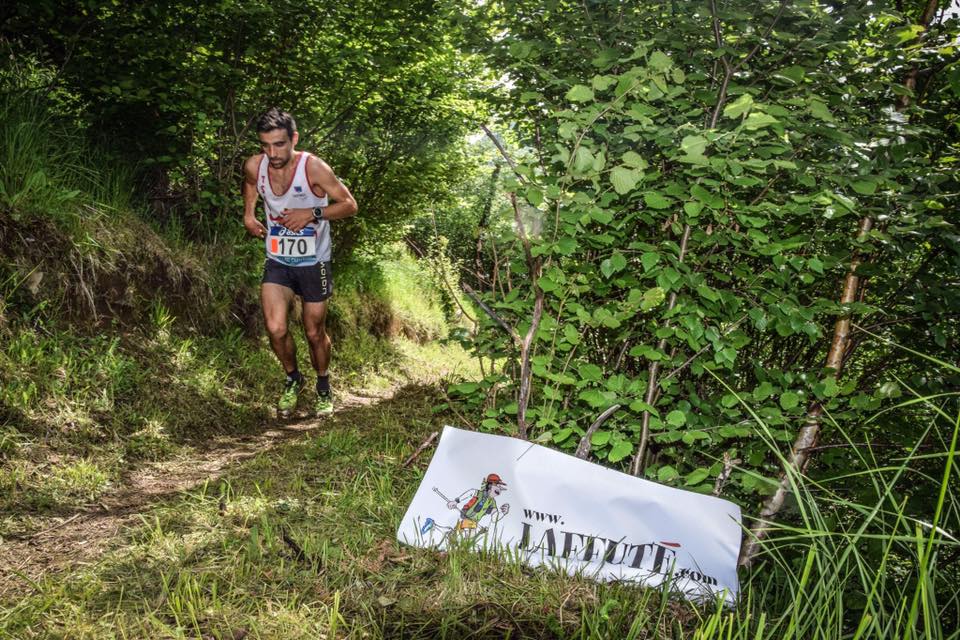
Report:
242,108,357,416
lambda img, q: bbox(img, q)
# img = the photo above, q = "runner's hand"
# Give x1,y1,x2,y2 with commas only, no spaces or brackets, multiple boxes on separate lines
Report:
244,217,267,239
500,504,510,515
446,500,457,510
280,208,315,233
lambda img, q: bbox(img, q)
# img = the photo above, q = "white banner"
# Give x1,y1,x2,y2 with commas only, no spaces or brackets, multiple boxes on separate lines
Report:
397,426,742,600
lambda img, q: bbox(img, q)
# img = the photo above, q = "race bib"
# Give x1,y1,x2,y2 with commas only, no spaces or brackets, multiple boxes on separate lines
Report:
266,226,317,265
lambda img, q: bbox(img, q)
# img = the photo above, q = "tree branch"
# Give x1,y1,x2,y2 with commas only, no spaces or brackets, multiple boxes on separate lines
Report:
576,405,622,459
630,223,692,476
462,283,519,345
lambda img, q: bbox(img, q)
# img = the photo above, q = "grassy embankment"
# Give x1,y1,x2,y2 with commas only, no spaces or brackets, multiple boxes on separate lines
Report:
4,382,956,639
0,92,471,540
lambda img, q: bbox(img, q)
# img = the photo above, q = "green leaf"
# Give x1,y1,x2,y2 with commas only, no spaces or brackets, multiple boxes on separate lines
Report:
753,381,775,401
553,427,573,443
779,391,800,410
681,430,709,445
592,74,617,91
680,135,707,157
640,287,666,311
610,166,640,195
509,41,533,59
666,410,686,426
580,389,617,408
566,84,595,102
851,179,877,195
648,50,672,71
601,251,627,278
579,363,603,381
629,399,659,415
684,201,703,217
775,65,806,84
684,468,710,486
450,382,479,394
641,252,660,272
555,237,578,255
526,186,544,206
657,465,679,482
878,381,901,399
644,192,672,209
723,94,754,119
591,431,611,446
894,24,924,44
574,147,596,172
743,112,779,130
821,377,840,398
621,151,646,168
808,99,833,122
608,440,633,463
538,276,558,292
697,284,720,302
481,418,499,430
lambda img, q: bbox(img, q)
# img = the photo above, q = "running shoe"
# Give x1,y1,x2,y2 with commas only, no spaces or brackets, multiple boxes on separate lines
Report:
315,390,334,416
278,376,304,416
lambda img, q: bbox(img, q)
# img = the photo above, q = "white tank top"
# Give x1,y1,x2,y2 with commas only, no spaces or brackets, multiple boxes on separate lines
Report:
256,152,331,265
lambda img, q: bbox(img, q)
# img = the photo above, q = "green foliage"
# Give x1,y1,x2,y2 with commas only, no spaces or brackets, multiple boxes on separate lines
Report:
0,92,125,233
438,13,960,628
327,247,455,384
2,0,486,254
454,0,959,502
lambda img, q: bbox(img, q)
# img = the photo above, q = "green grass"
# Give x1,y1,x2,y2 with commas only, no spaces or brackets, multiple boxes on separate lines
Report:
0,386,683,638
0,260,468,533
2,379,956,638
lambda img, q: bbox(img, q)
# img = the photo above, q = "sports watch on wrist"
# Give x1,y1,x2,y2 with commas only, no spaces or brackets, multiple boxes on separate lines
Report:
312,206,326,223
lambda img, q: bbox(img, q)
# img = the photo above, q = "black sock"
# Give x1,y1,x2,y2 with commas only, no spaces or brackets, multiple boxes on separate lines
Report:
317,375,330,395
286,369,302,384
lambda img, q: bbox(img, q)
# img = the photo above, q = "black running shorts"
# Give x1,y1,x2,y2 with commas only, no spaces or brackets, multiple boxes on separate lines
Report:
262,259,334,303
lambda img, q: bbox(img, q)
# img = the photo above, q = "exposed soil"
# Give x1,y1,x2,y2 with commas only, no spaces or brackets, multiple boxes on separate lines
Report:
0,390,387,599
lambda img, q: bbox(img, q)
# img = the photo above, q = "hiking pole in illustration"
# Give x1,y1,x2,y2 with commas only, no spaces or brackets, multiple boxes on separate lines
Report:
421,487,454,534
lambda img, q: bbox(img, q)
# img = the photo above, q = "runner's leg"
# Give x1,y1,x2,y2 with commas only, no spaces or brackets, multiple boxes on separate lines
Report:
302,300,331,376
262,282,297,373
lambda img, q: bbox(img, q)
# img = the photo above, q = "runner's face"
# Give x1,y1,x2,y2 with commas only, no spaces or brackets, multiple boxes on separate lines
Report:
259,129,298,169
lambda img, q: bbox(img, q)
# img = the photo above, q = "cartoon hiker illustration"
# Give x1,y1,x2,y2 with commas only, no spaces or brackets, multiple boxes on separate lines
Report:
420,474,511,542
447,473,510,533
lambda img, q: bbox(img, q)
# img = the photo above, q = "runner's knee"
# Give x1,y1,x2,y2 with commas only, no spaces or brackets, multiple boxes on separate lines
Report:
265,320,288,340
305,323,327,344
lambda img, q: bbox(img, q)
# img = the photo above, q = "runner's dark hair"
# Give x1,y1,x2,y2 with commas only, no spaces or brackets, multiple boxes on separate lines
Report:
257,107,297,139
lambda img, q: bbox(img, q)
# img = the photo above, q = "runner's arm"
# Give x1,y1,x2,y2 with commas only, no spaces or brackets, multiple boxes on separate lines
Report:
242,156,267,239
306,155,358,221
280,155,357,231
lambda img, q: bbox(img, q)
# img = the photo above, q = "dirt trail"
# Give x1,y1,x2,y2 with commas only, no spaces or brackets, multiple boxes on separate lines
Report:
0,391,386,599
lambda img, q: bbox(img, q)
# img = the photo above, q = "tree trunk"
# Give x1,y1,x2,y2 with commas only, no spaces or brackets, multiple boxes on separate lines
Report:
738,0,940,569
511,193,543,441
739,217,873,567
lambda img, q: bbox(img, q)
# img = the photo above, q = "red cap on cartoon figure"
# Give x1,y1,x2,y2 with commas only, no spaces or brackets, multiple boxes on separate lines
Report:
486,473,506,486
